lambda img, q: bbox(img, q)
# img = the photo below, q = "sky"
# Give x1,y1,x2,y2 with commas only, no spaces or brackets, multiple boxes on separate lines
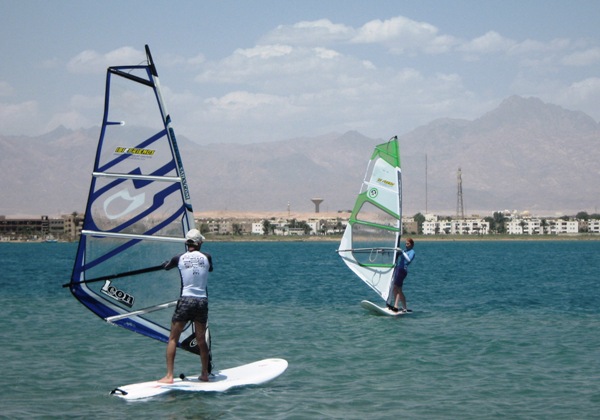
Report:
1,0,600,144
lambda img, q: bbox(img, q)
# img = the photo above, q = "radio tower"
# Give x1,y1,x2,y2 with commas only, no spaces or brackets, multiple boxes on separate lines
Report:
456,167,464,219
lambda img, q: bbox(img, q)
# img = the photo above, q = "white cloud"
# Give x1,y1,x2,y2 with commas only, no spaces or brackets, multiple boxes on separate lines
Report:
459,31,516,54
67,47,145,74
510,74,600,122
567,77,600,99
556,77,600,119
206,91,287,112
0,101,39,133
352,16,457,54
293,18,352,35
424,34,458,54
354,16,437,43
562,47,600,66
509,38,570,55
194,44,371,95
237,44,293,59
8,13,597,144
187,53,206,67
314,47,340,59
183,50,477,143
260,18,353,45
260,16,459,55
195,45,294,84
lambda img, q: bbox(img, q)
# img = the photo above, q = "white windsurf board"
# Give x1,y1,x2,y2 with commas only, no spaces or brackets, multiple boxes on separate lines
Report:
110,358,288,400
360,300,409,317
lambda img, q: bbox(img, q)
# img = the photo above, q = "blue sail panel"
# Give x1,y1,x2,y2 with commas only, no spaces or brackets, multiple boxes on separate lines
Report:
68,46,198,353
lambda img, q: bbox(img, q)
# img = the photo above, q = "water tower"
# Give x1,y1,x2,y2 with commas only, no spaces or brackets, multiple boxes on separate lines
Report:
311,198,324,213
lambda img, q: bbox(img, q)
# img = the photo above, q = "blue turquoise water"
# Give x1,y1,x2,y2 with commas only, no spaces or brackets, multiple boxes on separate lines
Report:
1,240,599,419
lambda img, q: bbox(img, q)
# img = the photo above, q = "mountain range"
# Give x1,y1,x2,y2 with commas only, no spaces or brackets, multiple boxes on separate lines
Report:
1,95,598,217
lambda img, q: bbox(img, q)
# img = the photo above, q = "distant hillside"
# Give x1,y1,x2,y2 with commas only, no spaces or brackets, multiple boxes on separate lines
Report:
400,96,600,215
0,96,598,217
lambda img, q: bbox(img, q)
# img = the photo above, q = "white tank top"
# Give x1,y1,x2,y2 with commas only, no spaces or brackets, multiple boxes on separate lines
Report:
178,250,210,298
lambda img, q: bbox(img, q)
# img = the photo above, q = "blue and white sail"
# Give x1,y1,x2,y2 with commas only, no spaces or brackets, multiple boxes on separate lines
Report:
65,45,201,354
337,136,403,305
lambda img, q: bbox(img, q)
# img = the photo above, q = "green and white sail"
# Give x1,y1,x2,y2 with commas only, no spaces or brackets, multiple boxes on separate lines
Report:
337,136,402,304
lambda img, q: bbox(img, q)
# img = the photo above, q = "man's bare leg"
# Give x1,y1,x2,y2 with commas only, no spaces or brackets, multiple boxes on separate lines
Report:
158,321,185,383
194,320,210,382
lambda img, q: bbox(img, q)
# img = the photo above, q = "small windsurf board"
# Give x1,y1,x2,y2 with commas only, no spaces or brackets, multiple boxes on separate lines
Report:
360,300,409,316
110,358,288,400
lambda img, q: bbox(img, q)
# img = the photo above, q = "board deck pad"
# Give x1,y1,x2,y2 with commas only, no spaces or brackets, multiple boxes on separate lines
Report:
111,358,288,400
360,300,410,316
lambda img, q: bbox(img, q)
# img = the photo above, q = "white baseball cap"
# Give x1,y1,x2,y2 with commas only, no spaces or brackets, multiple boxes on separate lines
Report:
185,228,205,245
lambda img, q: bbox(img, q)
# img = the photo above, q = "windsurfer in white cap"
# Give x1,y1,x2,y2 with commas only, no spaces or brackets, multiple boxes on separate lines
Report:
158,228,213,383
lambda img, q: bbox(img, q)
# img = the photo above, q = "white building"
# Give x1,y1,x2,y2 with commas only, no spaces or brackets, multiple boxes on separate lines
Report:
547,219,578,234
506,218,579,235
251,222,264,235
506,218,542,235
307,220,320,235
422,218,490,235
588,219,600,234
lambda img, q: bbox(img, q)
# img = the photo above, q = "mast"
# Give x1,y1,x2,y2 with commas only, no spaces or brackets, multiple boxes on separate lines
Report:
456,167,464,219
425,154,428,214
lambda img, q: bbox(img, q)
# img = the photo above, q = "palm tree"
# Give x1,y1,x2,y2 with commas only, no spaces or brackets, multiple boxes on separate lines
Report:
493,212,507,234
232,223,243,235
334,219,344,233
413,213,425,234
262,220,271,236
541,219,548,235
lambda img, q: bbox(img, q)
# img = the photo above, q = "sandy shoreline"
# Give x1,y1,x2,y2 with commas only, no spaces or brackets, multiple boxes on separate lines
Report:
195,210,349,220
193,211,599,241
5,233,598,244
202,233,600,242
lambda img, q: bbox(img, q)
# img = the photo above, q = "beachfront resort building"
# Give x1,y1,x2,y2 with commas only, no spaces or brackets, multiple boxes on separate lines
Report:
505,217,578,235
588,219,600,234
0,211,594,241
422,215,490,235
0,214,82,241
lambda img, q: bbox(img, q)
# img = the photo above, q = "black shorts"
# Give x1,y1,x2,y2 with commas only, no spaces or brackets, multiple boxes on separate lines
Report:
393,268,408,288
172,296,208,324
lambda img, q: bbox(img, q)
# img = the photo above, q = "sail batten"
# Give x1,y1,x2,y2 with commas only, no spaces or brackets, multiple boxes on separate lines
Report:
68,45,201,355
81,230,187,242
337,136,402,304
92,172,182,182
105,300,178,323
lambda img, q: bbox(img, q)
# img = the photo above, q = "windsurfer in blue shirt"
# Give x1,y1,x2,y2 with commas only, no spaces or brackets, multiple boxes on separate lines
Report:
388,237,415,313
158,229,213,383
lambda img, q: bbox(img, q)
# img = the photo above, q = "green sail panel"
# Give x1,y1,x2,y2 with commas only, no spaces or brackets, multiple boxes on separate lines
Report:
338,137,402,303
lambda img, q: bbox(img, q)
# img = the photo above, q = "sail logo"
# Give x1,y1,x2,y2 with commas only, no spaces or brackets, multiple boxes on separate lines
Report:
101,281,135,308
103,189,146,220
114,147,155,156
368,188,379,199
170,128,191,201
377,177,395,187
